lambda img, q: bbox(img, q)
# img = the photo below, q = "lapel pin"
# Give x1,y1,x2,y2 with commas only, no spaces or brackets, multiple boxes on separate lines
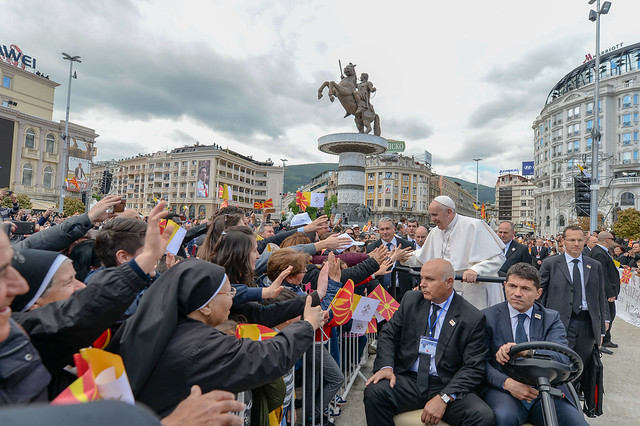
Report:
512,248,516,252
449,319,456,326
534,313,542,320
586,264,591,269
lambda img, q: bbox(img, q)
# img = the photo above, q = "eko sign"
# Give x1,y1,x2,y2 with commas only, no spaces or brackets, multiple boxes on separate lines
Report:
0,44,37,70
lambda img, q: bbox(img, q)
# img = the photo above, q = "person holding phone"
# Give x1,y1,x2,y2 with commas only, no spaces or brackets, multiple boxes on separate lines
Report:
0,190,19,222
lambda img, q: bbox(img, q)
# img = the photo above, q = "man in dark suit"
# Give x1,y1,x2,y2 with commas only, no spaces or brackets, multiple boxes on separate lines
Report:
366,217,414,300
530,238,549,270
482,262,587,425
540,225,609,387
582,235,597,257
586,231,620,350
496,221,533,277
364,259,495,426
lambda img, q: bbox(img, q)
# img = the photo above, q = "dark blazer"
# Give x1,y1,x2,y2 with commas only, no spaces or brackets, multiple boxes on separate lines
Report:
587,245,620,298
373,291,487,398
539,254,608,342
498,240,533,277
366,237,414,300
482,301,575,405
531,246,549,269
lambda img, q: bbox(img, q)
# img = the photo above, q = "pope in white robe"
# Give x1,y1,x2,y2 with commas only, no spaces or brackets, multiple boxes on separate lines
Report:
405,196,506,309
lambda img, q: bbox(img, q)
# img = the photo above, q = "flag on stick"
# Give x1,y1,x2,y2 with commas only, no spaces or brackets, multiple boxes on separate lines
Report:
369,284,400,321
326,279,354,326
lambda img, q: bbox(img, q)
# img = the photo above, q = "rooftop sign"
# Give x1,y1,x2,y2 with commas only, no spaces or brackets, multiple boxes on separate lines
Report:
0,44,37,70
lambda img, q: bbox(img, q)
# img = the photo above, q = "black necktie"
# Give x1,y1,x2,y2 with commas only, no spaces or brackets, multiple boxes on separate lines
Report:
572,259,583,315
515,313,528,344
417,303,440,394
383,242,393,290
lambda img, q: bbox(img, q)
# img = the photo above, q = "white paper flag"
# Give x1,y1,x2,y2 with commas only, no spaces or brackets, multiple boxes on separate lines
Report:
310,192,325,208
351,295,380,322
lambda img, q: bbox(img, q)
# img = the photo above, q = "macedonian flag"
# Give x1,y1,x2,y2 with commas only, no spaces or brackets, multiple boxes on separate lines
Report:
263,198,273,208
621,268,633,284
236,323,278,341
326,279,355,326
254,201,264,210
369,284,400,321
296,191,310,212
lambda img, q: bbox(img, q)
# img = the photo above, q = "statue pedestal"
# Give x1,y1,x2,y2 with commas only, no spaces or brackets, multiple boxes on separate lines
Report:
318,133,387,225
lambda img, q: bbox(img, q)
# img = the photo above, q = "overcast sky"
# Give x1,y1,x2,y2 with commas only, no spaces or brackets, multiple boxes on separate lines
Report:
5,0,640,186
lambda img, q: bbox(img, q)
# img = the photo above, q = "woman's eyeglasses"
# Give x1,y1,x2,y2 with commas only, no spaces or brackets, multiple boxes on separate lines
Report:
219,287,237,298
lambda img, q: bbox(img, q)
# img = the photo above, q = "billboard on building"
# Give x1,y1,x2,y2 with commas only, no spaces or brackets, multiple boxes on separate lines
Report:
0,118,15,188
197,160,211,198
424,150,432,166
522,161,534,176
66,138,93,192
386,139,405,153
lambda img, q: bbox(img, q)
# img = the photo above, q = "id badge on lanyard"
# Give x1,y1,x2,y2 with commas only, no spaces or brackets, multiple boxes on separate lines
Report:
419,336,438,355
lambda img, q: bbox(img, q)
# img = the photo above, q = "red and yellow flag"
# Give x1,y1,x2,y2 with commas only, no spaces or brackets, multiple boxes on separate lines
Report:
263,198,273,208
366,317,378,333
68,176,80,190
92,329,112,350
481,202,486,219
220,199,228,208
369,284,399,321
621,268,633,284
236,324,278,341
254,201,264,210
296,191,310,212
326,279,355,326
218,185,224,198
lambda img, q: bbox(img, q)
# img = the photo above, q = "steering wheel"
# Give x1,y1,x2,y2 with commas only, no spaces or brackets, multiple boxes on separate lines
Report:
502,341,583,387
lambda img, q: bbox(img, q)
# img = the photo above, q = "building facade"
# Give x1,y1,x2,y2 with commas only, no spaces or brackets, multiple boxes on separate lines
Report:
434,175,477,218
92,144,284,218
365,153,433,224
0,57,98,208
495,173,535,235
533,42,640,235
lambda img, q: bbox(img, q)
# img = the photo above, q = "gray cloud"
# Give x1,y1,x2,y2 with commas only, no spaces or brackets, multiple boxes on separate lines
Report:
384,117,433,140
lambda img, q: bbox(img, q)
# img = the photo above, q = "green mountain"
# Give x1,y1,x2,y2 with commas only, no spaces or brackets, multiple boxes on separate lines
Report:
445,176,495,204
284,163,338,193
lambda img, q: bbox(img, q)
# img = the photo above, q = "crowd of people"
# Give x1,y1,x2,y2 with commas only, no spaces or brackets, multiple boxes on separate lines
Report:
0,189,624,426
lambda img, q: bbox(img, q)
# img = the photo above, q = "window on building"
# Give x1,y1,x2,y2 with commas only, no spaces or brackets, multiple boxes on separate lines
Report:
2,75,11,88
623,151,632,164
367,185,374,194
586,120,593,132
368,173,375,180
384,199,390,207
367,199,373,208
623,133,632,145
621,192,635,206
623,95,632,108
393,200,398,208
401,200,409,208
586,102,594,115
22,163,33,186
401,186,408,194
43,166,53,189
623,114,632,126
377,199,381,207
558,215,565,227
25,128,35,149
545,216,550,226
45,134,55,153
546,199,551,210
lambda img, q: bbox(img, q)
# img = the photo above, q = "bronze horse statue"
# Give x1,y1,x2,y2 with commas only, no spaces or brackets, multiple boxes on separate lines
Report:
318,62,381,136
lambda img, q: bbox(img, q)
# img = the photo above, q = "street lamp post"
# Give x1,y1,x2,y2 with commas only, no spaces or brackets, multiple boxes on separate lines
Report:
473,158,482,218
588,0,611,232
57,53,81,214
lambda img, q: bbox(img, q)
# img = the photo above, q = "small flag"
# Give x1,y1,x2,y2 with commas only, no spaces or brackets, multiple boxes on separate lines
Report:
350,294,380,322
68,176,80,190
481,202,486,219
473,203,479,211
220,199,228,208
222,184,231,200
218,185,224,198
296,191,310,212
310,192,325,208
254,202,264,209
236,324,278,341
326,279,355,326
263,198,273,208
366,317,377,333
621,268,633,284
369,284,400,321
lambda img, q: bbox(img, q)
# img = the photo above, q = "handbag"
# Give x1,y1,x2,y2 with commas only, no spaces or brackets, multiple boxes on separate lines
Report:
582,343,604,417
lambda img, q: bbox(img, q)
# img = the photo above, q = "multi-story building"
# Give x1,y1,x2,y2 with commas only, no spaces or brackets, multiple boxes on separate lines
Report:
365,153,433,224
533,41,640,235
93,144,284,218
495,173,536,234
434,175,477,218
0,52,98,207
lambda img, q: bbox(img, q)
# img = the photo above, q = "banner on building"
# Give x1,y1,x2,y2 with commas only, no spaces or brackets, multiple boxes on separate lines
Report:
522,161,534,176
197,160,210,198
386,139,405,153
66,138,93,192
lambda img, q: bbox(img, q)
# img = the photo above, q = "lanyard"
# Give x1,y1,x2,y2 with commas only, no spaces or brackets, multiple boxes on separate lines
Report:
428,296,451,338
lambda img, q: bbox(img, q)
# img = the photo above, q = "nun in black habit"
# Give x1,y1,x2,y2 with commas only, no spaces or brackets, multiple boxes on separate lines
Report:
108,258,324,417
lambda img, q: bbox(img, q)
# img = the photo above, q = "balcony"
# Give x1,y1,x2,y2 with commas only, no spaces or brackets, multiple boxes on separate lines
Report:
44,152,59,163
23,148,39,160
613,177,640,186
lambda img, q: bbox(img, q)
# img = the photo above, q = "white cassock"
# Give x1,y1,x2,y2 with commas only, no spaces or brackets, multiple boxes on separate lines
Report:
405,214,506,309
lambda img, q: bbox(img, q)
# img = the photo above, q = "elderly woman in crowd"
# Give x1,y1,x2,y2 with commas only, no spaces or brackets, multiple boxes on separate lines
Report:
109,259,325,417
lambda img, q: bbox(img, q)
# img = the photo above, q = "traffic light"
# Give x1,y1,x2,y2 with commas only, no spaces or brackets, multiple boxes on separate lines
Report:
574,176,591,217
101,171,107,194
105,171,113,194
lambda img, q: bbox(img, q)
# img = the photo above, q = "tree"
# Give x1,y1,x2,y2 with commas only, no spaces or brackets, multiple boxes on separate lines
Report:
1,190,32,210
574,213,604,232
324,194,337,217
613,208,640,240
61,196,85,217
